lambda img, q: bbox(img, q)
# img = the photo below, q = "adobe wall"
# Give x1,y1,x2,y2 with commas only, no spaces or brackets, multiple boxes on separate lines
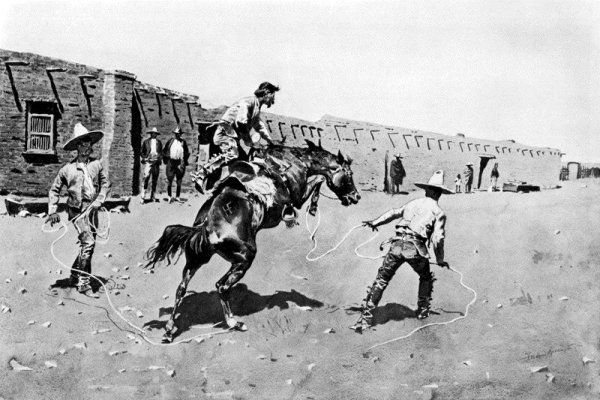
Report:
0,49,208,197
0,48,564,198
263,113,562,191
0,49,105,196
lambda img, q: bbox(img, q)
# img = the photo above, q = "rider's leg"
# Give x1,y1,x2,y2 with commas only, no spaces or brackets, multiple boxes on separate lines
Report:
352,242,403,332
409,257,435,319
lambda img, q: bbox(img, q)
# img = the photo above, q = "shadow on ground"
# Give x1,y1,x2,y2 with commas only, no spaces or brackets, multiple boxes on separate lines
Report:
143,283,324,334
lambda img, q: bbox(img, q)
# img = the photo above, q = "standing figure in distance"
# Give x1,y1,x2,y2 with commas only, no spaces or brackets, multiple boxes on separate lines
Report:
163,126,189,203
389,153,406,194
140,127,163,204
489,163,499,192
463,162,474,193
351,170,453,333
46,123,111,296
454,173,462,193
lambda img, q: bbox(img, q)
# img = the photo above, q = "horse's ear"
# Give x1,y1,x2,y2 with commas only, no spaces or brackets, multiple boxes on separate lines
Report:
305,139,317,150
337,150,345,164
346,156,353,165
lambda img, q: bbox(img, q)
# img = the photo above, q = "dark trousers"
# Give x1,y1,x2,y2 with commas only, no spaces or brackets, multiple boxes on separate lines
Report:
365,240,434,311
166,159,185,197
142,161,160,198
68,203,97,280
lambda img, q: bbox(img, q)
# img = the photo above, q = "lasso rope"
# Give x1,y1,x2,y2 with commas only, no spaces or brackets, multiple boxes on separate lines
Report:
42,207,231,346
304,198,478,351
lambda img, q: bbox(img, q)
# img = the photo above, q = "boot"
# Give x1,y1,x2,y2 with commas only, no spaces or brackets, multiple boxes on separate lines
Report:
350,287,377,333
350,308,374,333
76,275,93,294
191,168,208,194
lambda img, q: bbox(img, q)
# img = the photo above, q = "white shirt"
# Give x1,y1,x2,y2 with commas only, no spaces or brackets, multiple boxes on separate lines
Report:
150,138,158,156
169,139,184,160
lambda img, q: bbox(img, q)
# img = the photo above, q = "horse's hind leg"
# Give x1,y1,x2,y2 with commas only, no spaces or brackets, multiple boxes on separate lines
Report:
163,252,211,342
215,241,257,331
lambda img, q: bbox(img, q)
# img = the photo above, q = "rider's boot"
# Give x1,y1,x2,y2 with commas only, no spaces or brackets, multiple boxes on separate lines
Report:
416,275,434,320
192,168,208,194
350,288,377,333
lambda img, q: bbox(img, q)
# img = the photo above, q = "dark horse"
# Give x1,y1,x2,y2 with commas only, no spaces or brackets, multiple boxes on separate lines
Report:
146,140,360,342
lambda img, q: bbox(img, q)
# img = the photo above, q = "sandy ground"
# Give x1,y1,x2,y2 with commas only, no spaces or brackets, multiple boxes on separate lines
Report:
1,179,599,400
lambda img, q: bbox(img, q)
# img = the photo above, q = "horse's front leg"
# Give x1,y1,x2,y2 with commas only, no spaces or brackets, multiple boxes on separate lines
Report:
215,241,257,331
298,176,325,216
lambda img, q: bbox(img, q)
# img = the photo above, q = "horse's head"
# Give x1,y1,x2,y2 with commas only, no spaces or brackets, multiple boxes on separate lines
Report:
305,140,360,206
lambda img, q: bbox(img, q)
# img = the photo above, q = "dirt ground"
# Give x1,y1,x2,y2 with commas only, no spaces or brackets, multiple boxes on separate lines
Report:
1,179,599,400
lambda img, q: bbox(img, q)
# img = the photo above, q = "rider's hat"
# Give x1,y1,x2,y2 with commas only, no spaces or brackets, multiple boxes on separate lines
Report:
414,170,455,194
146,127,161,135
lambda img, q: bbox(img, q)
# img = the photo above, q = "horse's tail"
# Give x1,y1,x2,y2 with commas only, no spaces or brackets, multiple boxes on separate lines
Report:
145,224,201,269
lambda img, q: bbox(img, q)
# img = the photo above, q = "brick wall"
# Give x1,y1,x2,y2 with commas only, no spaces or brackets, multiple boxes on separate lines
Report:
0,48,563,198
0,49,105,196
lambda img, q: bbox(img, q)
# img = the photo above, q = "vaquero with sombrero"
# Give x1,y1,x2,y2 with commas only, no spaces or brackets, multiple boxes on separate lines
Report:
351,170,453,333
46,123,111,296
140,127,163,203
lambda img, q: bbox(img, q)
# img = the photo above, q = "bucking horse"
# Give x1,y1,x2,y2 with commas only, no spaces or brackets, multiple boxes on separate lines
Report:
145,140,360,342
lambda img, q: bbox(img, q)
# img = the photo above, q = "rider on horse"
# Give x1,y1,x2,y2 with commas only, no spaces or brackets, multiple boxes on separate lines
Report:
192,82,280,194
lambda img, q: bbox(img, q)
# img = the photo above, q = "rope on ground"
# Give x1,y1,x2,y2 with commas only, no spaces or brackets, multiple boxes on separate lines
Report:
41,207,231,346
304,206,384,262
302,196,477,354
365,265,477,353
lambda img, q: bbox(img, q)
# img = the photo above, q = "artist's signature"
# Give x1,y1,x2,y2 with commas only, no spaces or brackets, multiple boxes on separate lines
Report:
520,344,575,361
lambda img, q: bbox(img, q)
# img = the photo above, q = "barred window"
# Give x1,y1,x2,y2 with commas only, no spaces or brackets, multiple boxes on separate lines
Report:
27,114,54,153
25,101,59,155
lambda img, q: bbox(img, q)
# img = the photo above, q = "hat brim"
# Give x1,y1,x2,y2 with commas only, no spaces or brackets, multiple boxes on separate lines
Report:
63,131,104,151
146,130,160,135
414,182,455,195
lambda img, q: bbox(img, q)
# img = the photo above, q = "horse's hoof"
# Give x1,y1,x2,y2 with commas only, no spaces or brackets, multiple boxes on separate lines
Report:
162,333,174,344
226,318,248,332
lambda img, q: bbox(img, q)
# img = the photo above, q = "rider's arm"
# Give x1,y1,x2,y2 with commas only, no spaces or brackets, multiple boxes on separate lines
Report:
370,207,405,228
254,119,272,143
48,168,65,215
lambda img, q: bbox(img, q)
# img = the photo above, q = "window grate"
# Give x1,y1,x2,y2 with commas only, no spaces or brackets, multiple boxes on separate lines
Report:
27,113,54,153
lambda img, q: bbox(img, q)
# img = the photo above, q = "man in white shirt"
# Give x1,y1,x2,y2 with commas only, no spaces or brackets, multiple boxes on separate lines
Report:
140,127,163,203
163,126,189,202
351,170,453,333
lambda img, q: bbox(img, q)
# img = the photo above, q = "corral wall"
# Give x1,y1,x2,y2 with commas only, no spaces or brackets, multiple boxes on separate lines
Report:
1,48,563,198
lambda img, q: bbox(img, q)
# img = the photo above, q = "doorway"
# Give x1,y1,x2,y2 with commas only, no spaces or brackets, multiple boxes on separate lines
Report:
130,94,143,195
477,154,496,189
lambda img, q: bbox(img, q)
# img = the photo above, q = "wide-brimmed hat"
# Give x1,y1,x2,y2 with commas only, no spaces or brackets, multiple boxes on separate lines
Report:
395,153,403,158
414,170,455,194
172,126,183,134
146,127,161,135
466,162,473,166
63,123,104,151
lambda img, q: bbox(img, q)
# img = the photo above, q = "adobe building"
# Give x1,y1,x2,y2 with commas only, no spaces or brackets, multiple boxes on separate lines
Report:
1,49,563,198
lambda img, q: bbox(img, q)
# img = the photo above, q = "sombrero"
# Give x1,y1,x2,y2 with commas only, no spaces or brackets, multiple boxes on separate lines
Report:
414,170,455,194
172,126,183,134
146,127,161,135
63,123,104,151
